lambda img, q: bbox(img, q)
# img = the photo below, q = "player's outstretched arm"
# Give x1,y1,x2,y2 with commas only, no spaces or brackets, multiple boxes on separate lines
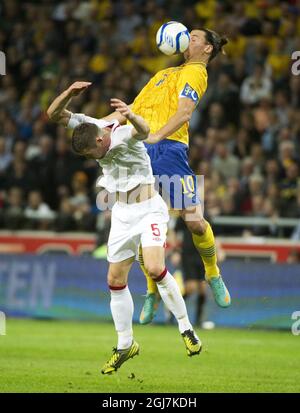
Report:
145,98,195,144
47,81,92,126
102,104,133,125
111,98,150,140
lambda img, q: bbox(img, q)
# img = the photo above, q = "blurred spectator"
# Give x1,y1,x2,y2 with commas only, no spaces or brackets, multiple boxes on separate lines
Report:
3,159,37,193
212,143,240,179
30,135,56,208
69,171,95,231
279,162,300,217
24,190,55,229
0,136,12,173
55,198,76,232
1,187,24,230
240,63,272,105
70,171,90,208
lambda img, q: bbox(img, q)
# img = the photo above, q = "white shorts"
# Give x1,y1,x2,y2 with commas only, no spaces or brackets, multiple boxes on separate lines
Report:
107,193,169,263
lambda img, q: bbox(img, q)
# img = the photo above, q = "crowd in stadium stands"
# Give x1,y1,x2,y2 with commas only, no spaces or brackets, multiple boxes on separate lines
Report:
0,0,300,240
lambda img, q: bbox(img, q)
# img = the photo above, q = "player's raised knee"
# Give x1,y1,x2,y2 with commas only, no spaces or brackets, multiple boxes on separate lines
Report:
144,263,166,280
184,217,207,235
107,271,124,288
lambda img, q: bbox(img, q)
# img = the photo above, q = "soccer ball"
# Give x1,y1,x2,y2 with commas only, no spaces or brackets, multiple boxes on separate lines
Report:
156,21,190,56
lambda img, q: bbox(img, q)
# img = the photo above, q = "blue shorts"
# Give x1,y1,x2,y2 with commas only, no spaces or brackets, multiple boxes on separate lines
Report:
145,139,200,209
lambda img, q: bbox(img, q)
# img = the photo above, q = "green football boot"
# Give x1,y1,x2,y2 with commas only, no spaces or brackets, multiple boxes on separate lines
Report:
139,293,161,325
208,276,231,308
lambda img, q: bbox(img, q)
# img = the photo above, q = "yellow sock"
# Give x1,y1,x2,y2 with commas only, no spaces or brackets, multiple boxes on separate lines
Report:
192,222,220,280
138,246,158,294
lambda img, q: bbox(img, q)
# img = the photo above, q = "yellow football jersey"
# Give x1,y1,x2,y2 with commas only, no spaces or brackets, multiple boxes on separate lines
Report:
132,62,208,146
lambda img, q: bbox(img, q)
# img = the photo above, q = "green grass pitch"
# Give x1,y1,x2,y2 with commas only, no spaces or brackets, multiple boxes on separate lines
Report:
0,319,299,393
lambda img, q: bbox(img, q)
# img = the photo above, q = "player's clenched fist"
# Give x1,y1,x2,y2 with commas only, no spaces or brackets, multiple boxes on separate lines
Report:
110,98,134,120
68,81,92,96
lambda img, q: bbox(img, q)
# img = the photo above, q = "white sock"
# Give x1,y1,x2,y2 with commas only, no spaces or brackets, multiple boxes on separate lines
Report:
110,286,134,350
156,270,193,334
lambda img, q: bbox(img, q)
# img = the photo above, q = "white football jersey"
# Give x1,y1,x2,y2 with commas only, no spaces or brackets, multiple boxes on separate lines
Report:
67,113,155,193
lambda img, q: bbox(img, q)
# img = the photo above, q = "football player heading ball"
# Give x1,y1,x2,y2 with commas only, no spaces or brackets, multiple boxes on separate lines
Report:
104,26,231,324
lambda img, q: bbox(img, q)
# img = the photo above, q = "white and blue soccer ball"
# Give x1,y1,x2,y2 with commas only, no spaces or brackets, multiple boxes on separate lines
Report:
156,21,190,56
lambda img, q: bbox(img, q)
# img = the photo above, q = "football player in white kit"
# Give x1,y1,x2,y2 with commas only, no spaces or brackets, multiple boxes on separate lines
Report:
47,81,201,374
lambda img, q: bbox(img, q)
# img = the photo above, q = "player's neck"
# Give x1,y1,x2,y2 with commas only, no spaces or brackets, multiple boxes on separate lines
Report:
185,57,207,67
